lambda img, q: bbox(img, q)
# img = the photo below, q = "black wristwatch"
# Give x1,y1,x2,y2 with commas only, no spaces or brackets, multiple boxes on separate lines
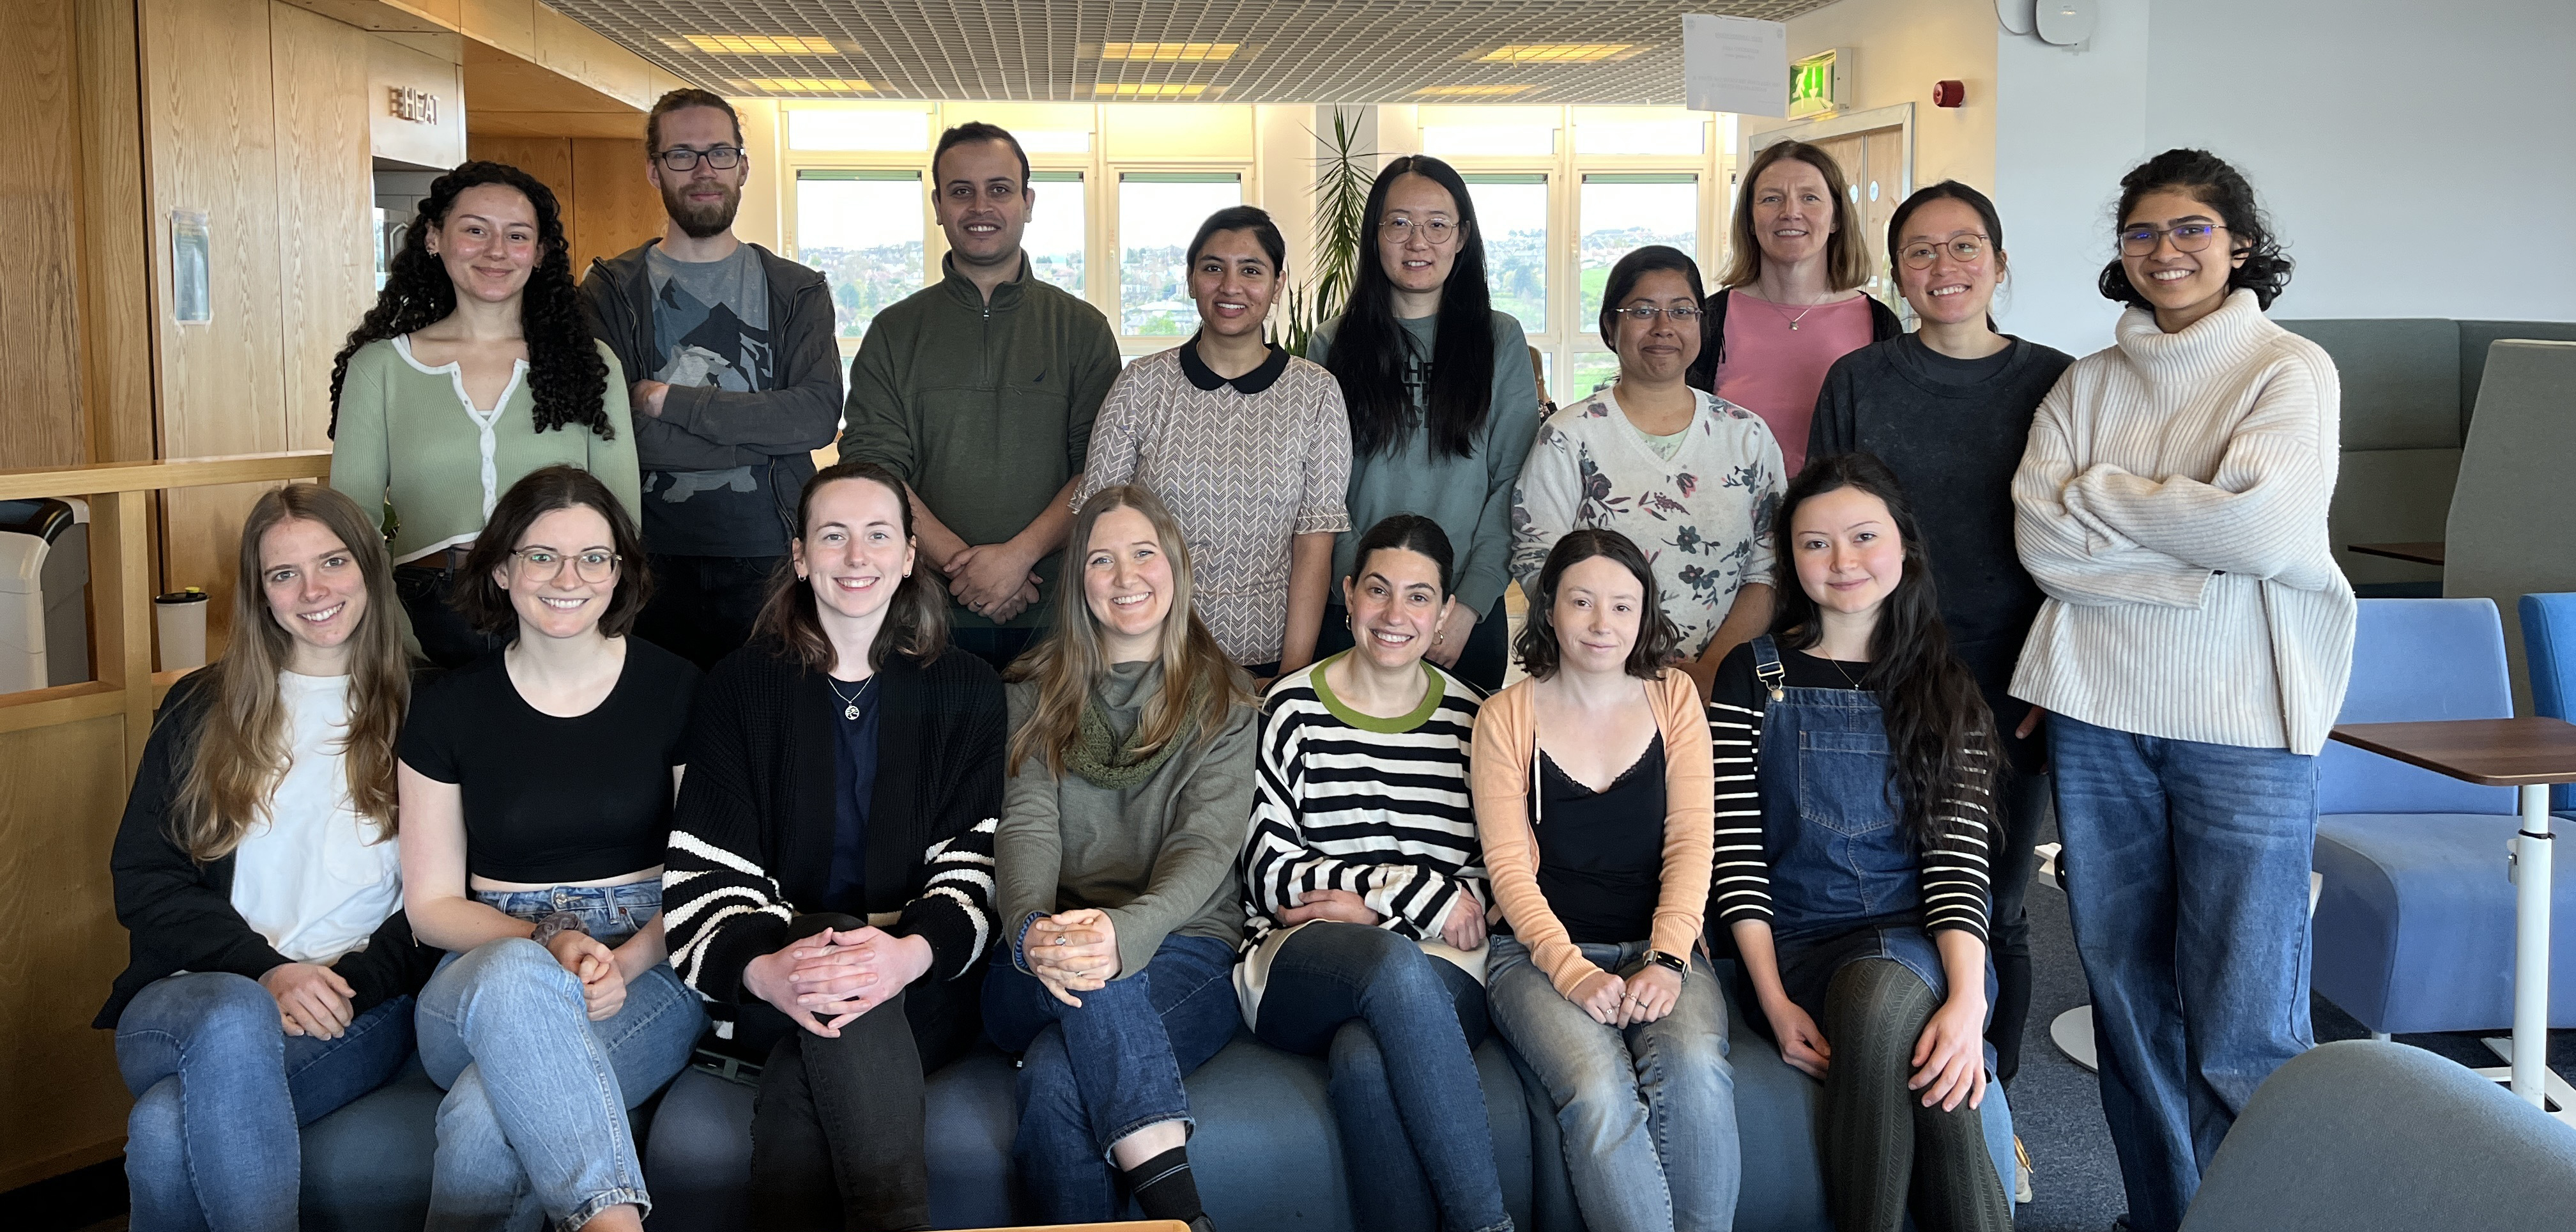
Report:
1644,949,1689,980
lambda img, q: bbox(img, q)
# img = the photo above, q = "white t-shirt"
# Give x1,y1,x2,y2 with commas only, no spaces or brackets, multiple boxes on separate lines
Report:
229,671,403,964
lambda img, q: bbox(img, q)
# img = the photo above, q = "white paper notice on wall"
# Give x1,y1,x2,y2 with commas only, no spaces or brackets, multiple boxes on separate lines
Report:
1683,13,1789,118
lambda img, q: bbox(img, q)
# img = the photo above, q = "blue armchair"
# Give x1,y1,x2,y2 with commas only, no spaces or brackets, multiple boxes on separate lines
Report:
2310,597,2576,1034
2518,592,2576,815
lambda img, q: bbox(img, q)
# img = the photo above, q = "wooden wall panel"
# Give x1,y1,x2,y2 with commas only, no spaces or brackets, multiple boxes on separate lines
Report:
144,0,288,640
272,1,376,452
568,137,661,272
467,132,574,231
0,715,133,1190
0,0,93,470
77,0,160,466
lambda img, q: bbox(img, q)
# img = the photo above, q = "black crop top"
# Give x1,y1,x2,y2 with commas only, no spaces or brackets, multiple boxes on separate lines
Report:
399,639,699,884
1533,733,1667,945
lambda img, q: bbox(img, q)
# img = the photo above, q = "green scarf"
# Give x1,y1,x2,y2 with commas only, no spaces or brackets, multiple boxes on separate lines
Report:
1066,681,1205,790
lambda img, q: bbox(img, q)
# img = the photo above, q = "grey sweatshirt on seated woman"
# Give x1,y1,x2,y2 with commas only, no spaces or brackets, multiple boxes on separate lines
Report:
995,660,1261,979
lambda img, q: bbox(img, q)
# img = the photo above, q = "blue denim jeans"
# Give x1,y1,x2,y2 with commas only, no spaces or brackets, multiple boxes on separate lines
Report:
981,932,1239,1222
116,971,415,1231
416,882,705,1231
1254,921,1511,1232
2050,713,2319,1232
1485,935,1737,1232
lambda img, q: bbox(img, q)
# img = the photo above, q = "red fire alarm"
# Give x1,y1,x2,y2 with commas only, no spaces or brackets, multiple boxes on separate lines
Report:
1934,79,1967,107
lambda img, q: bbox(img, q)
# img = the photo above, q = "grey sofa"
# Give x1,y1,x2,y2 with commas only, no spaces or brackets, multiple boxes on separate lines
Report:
2275,318,2576,592
2177,1040,2576,1232
296,976,2014,1231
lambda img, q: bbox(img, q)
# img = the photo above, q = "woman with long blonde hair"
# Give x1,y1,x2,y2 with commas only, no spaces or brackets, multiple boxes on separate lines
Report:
984,486,1257,1230
100,483,440,1229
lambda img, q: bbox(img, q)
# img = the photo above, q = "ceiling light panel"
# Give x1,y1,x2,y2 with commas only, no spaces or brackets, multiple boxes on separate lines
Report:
1416,84,1541,96
734,77,875,93
549,2,1840,104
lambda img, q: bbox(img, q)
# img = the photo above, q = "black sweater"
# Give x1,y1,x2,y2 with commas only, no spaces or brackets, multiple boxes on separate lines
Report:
96,671,440,1029
1807,334,2074,774
663,642,1006,1010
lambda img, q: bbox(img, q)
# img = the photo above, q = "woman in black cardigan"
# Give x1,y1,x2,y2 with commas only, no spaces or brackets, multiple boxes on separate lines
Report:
663,458,1006,1231
99,483,439,1229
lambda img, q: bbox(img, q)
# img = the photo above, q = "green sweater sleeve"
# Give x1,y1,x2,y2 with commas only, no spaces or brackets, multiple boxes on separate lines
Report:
588,344,644,528
836,322,915,482
1065,308,1121,475
328,343,392,539
1100,702,1258,978
1458,314,1542,616
995,682,1066,969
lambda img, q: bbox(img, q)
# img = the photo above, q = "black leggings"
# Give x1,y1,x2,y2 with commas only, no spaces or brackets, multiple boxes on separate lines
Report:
1820,959,2014,1232
744,913,975,1232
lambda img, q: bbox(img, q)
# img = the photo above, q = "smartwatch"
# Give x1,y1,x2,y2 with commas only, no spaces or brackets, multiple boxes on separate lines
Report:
1644,948,1689,980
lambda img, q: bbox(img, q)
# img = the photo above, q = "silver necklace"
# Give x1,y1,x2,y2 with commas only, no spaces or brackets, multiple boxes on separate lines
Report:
827,674,877,721
1828,657,1867,689
1758,290,1830,331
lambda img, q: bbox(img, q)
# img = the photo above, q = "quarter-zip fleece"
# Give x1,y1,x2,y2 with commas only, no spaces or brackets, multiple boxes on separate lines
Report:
839,254,1121,629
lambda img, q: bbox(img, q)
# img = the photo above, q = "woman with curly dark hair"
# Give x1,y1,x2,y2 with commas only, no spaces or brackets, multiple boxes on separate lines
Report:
330,160,640,668
2011,148,2349,1232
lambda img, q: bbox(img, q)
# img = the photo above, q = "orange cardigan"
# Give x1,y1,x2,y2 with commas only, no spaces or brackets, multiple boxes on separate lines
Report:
1470,670,1713,998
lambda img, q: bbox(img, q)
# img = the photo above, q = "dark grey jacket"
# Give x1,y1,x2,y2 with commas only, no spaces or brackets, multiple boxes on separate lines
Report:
579,240,845,477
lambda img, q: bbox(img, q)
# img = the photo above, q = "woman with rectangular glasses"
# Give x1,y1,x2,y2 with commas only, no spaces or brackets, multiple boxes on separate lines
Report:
1805,182,2074,1102
1511,246,1786,699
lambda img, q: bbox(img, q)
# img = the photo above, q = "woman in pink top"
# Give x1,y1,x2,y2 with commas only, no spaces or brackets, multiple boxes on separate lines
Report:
1689,141,1899,477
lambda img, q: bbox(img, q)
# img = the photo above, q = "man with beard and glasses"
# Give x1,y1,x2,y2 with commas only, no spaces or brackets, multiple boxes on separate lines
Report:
838,122,1120,671
580,89,843,670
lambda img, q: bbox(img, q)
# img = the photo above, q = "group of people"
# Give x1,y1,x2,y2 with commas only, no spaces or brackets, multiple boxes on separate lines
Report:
99,86,2348,1232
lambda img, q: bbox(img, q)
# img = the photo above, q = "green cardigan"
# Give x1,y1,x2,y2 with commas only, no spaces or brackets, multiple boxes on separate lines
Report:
330,337,641,563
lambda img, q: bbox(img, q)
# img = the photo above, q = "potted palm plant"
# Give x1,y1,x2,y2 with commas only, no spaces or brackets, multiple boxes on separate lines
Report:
1278,107,1376,358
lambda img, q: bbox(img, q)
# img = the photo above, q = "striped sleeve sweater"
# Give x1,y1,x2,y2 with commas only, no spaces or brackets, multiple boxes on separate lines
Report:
2010,290,2356,755
1240,656,1486,951
1708,644,1994,942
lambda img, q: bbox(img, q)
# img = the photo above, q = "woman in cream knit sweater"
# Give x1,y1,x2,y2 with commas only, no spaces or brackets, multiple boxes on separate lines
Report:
2010,148,2352,1232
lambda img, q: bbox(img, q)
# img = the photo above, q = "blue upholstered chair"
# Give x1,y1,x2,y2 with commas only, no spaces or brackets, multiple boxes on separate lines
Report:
2518,592,2576,815
2177,1040,2576,1231
2310,597,2576,1035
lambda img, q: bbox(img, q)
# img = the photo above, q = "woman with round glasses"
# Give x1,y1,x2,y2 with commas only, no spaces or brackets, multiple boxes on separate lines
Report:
1807,182,2073,1096
1688,141,1900,478
331,161,639,670
1512,245,1785,698
2011,149,2347,1232
397,466,705,1232
1308,154,1542,693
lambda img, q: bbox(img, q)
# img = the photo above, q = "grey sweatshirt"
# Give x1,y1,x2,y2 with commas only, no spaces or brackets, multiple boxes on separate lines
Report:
995,661,1259,978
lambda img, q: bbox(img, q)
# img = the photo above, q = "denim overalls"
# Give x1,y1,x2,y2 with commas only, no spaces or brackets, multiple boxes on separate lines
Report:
1749,636,1995,1028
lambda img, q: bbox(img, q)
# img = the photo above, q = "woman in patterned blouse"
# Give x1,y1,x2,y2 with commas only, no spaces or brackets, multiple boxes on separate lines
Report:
1076,206,1351,682
1511,245,1784,699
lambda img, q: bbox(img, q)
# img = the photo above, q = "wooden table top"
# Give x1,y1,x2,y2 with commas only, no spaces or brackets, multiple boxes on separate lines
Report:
2330,717,2576,785
2348,541,2446,566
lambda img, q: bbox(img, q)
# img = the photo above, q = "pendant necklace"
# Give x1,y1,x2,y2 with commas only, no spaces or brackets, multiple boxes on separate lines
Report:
1763,293,1827,332
828,674,877,721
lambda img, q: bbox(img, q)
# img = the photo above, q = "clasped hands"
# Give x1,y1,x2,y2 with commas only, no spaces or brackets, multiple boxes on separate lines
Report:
744,925,935,1038
942,541,1043,624
1024,909,1119,1008
1277,884,1489,953
1568,961,1683,1029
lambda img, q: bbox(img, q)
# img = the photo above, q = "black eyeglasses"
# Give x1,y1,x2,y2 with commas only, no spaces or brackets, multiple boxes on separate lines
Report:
654,146,744,172
2117,222,2225,257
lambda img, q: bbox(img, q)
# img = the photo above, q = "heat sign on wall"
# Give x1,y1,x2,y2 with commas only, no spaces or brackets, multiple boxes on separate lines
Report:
1789,48,1851,118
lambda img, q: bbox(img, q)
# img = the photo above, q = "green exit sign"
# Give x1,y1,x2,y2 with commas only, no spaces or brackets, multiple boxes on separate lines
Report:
1790,49,1846,118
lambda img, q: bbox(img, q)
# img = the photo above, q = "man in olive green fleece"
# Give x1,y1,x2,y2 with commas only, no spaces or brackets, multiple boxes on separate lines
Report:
839,122,1121,669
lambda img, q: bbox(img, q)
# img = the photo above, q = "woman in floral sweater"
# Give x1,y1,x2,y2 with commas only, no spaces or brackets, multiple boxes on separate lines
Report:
1512,246,1784,698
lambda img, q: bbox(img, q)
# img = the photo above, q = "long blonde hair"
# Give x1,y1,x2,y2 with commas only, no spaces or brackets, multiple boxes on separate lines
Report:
1006,486,1246,777
171,484,412,862
1719,140,1874,293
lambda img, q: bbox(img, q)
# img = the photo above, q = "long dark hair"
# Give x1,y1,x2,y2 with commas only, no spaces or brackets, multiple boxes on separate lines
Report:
328,161,612,440
1324,154,1498,461
452,465,652,639
1768,452,1997,849
1514,528,1680,682
752,459,951,672
2097,148,2294,311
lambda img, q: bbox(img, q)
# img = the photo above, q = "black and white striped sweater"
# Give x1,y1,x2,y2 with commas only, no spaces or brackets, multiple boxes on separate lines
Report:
1239,658,1487,951
1708,643,1993,942
664,644,1006,1008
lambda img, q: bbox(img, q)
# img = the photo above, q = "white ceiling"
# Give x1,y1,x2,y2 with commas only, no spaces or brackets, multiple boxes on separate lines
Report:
540,1,1842,104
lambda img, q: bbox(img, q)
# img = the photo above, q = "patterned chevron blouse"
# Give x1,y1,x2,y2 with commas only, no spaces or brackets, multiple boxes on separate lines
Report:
1075,337,1353,665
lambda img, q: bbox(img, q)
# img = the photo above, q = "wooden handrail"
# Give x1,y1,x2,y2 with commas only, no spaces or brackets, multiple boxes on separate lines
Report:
0,449,330,500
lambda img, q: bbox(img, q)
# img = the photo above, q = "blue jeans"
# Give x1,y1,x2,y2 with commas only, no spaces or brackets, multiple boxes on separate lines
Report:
417,884,705,1231
2050,713,2319,1232
116,972,415,1232
1485,936,1737,1232
1254,922,1510,1232
981,932,1239,1222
